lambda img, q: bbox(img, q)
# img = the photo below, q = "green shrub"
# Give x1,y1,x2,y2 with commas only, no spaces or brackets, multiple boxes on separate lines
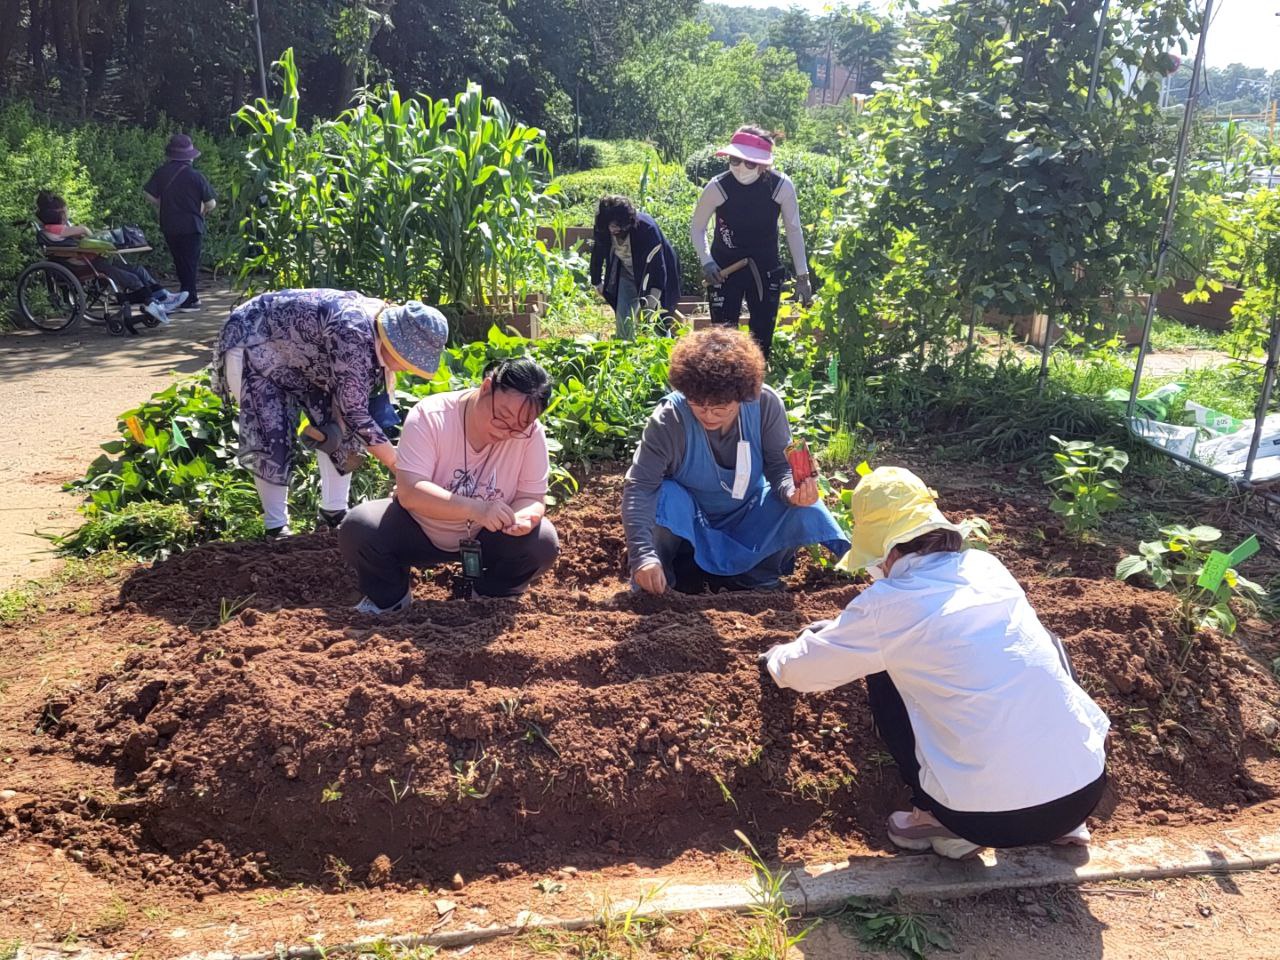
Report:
566,138,661,171
552,162,673,220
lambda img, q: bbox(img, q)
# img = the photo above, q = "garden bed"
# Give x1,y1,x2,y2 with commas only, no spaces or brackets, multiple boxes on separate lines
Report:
2,470,1279,905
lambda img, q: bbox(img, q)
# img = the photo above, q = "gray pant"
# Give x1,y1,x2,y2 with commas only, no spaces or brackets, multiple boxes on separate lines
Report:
338,497,559,606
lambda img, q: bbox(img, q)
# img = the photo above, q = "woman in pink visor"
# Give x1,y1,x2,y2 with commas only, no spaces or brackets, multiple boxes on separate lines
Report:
690,126,812,361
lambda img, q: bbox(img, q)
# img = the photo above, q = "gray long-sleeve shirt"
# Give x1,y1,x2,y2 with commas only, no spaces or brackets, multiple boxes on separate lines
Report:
622,386,797,573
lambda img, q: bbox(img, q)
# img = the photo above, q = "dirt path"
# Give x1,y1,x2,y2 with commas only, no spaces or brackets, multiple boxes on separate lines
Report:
0,285,238,589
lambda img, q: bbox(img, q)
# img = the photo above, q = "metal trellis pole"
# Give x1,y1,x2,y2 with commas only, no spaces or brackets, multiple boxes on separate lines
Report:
1242,290,1280,482
1127,0,1215,419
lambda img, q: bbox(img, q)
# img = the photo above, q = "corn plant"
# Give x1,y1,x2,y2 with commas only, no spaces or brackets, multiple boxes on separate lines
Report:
1044,436,1128,538
1116,525,1265,636
234,49,558,311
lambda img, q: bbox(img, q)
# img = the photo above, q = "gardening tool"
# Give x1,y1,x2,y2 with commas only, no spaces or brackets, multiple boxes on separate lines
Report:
300,421,341,455
706,258,762,326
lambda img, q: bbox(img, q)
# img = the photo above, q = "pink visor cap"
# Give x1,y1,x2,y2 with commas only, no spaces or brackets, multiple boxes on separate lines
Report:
716,131,774,165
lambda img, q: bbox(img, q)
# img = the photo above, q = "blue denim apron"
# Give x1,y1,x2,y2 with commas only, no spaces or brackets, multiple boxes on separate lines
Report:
654,393,850,576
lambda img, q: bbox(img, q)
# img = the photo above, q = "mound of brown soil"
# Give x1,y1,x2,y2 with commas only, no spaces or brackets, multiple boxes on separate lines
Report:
14,473,1280,894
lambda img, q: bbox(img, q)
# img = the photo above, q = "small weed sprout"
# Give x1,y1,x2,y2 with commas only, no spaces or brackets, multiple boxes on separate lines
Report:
522,722,561,758
527,889,665,957
452,751,501,800
92,897,131,934
713,773,738,809
321,782,343,803
1044,436,1128,538
218,593,256,625
734,830,815,960
325,854,352,891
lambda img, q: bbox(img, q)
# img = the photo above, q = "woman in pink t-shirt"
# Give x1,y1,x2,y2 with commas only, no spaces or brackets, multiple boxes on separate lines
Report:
338,357,559,611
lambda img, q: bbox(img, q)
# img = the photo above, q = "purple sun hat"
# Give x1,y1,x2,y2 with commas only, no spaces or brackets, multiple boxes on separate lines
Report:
165,133,201,161
377,302,449,378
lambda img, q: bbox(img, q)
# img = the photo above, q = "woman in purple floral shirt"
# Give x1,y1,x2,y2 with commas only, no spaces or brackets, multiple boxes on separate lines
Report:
212,289,448,536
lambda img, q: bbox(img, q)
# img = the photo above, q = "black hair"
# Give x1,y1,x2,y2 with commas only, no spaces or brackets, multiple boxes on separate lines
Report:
36,190,67,225
483,356,554,414
594,194,637,234
894,528,963,559
735,124,781,145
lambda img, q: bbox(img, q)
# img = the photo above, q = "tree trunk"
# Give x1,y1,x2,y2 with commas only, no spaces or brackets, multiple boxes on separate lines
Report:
69,0,89,118
0,0,23,78
27,0,48,81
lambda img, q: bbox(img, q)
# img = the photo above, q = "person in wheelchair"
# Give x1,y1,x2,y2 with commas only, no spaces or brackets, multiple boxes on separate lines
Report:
35,191,187,326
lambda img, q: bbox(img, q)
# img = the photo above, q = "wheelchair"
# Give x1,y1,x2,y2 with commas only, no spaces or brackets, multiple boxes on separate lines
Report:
15,223,160,335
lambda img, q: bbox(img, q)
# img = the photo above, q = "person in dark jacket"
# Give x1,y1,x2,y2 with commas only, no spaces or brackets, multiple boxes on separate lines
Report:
143,133,217,312
589,195,680,339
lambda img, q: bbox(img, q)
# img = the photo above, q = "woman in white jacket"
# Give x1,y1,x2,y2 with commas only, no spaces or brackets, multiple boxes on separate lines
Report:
764,467,1109,860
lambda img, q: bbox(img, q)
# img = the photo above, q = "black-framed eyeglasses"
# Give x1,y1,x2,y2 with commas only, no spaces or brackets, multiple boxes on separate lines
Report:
727,158,760,170
488,391,539,439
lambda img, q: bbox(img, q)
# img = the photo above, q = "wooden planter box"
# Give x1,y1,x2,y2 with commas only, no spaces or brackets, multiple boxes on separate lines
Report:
458,293,545,341
1156,278,1242,332
984,297,1146,348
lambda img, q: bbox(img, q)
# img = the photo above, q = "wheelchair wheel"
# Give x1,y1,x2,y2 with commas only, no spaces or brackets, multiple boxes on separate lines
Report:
106,314,127,337
17,261,85,333
81,277,112,327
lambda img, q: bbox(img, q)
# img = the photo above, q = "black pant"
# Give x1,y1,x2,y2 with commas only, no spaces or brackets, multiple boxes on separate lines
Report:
710,263,784,360
337,497,559,606
865,671,1106,848
102,263,162,305
164,231,203,306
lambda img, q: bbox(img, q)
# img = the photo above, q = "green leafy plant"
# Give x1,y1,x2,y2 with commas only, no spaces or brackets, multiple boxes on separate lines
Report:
321,782,343,803
1116,525,1265,635
733,830,815,960
1044,436,1128,538
837,893,952,960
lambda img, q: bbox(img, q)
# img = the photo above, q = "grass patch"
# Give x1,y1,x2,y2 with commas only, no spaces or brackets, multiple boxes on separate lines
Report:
0,551,133,626
0,940,20,960
1149,315,1229,352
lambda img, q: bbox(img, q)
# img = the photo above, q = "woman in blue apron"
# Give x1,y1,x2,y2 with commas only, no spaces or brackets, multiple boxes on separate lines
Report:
622,328,849,593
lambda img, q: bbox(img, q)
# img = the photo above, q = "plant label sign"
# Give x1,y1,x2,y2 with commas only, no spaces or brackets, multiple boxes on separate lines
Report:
1196,535,1260,591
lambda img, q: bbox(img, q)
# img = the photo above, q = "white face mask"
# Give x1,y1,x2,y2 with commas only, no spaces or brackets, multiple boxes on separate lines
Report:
731,164,761,185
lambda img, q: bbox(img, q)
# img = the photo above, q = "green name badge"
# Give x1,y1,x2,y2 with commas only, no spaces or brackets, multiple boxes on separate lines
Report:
1196,535,1259,591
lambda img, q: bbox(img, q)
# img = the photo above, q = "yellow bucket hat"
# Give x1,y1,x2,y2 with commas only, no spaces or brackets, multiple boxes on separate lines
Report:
835,467,962,575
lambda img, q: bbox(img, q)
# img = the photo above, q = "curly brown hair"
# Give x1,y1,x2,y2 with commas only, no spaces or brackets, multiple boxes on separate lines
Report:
667,328,765,405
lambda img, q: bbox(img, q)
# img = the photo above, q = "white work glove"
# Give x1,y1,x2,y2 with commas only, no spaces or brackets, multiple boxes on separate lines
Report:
795,274,813,306
702,261,724,285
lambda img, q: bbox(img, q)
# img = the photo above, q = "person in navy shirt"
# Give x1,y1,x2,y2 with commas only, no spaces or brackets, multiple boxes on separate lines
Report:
143,134,217,312
589,194,680,339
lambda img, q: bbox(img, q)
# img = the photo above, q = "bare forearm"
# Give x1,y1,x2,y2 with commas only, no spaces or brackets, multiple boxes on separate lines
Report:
511,498,545,522
368,442,396,470
397,477,479,522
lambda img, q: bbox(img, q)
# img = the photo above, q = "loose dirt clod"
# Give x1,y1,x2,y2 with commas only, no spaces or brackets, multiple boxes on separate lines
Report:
4,471,1278,896
367,854,393,886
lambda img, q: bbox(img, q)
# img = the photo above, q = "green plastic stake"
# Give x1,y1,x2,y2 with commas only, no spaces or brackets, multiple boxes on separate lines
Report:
1196,535,1259,591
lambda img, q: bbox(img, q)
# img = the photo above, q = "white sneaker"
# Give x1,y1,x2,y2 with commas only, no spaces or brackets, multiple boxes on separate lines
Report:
144,301,170,325
161,290,190,311
353,591,412,615
1053,822,1091,846
887,808,983,860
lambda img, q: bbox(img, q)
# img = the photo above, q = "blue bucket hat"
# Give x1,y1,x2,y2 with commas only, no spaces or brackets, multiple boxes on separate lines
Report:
376,301,448,379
